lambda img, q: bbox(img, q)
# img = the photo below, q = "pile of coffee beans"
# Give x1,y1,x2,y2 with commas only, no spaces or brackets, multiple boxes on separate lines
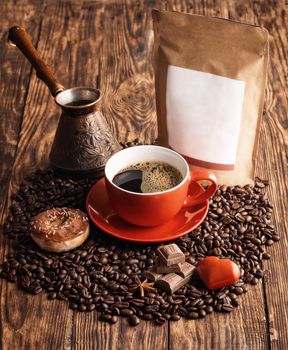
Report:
0,146,279,326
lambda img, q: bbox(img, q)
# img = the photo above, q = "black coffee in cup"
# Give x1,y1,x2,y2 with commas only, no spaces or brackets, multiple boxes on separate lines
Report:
113,161,183,193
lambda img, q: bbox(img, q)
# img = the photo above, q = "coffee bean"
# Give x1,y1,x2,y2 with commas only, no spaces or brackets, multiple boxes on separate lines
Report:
188,312,199,319
222,304,234,312
107,281,119,292
228,293,237,300
223,216,232,225
231,299,239,307
214,304,222,312
255,181,265,188
155,317,166,325
243,274,253,283
131,299,145,307
129,315,140,326
127,259,139,265
69,303,78,310
29,264,38,271
254,270,264,278
114,302,129,309
111,307,120,316
216,291,227,300
101,314,112,322
170,314,181,321
143,313,154,320
103,296,115,304
145,305,159,313
120,309,134,317
242,285,248,293
79,304,87,312
234,280,245,287
198,309,206,318
110,315,118,324
99,277,108,285
205,306,213,314
152,311,161,318
48,292,57,300
250,278,259,285
234,287,243,295
162,313,170,320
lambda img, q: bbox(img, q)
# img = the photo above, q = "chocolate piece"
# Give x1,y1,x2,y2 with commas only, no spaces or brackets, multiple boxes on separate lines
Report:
144,270,162,282
155,273,192,294
155,262,182,274
154,257,182,274
157,244,185,266
176,262,196,278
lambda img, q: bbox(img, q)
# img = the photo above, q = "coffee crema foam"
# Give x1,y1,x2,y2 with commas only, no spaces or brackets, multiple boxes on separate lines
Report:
121,161,183,193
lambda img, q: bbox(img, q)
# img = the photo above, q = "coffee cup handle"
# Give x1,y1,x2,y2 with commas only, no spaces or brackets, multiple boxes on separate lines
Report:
183,170,217,207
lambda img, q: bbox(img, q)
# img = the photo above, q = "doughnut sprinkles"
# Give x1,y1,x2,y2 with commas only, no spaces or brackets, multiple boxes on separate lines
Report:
30,208,89,252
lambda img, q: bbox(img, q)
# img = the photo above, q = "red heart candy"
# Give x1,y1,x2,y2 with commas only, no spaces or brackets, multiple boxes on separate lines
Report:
197,256,240,290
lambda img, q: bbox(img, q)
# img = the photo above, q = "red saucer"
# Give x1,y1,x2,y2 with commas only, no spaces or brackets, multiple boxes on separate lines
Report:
86,178,209,243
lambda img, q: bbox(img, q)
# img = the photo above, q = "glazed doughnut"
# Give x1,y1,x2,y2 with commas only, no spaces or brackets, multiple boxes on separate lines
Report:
30,208,89,252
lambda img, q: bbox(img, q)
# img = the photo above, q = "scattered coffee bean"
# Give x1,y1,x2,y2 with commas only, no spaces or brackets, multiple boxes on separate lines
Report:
155,316,166,325
250,278,259,285
101,314,112,322
222,304,234,312
205,306,213,314
110,315,118,324
87,304,95,311
170,314,181,321
79,304,87,312
188,312,199,319
120,308,134,317
129,315,140,326
48,292,57,300
143,313,154,320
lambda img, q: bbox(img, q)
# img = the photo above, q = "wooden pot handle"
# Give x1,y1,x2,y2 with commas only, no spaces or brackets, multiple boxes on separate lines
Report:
8,26,64,96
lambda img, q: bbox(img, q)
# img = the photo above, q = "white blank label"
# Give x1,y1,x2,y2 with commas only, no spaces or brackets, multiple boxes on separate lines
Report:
166,65,245,166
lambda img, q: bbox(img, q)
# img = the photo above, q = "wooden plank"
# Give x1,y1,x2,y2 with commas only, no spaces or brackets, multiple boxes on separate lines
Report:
164,1,274,349
71,1,167,349
99,0,157,144
0,0,47,349
252,1,288,350
170,288,268,350
72,312,168,350
0,0,42,216
0,1,91,348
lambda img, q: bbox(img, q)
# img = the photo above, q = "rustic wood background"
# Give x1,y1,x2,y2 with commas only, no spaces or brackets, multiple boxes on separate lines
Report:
0,0,287,349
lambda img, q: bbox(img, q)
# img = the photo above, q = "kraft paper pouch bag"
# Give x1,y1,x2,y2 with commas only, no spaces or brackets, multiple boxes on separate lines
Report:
152,9,269,185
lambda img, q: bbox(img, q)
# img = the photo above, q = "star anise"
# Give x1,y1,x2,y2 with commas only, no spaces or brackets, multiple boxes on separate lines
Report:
130,275,157,297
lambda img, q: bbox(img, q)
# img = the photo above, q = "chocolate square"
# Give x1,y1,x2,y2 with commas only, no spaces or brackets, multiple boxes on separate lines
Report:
155,272,192,294
154,257,182,274
176,262,196,278
144,270,163,282
157,244,185,266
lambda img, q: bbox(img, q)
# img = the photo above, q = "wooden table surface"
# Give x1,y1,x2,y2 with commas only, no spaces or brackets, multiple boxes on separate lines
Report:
0,1,287,349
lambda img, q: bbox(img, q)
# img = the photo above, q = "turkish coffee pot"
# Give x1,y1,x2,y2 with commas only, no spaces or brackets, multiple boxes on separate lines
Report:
8,26,121,177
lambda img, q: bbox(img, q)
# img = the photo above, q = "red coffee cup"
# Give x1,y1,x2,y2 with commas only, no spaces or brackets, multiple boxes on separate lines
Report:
105,145,217,227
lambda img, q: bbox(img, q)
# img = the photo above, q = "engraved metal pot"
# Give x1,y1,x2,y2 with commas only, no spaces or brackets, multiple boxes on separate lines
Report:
50,88,121,176
8,26,121,177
